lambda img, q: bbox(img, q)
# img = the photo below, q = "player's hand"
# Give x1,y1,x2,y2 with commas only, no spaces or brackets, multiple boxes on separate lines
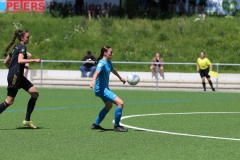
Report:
35,59,41,63
90,82,94,89
120,78,126,84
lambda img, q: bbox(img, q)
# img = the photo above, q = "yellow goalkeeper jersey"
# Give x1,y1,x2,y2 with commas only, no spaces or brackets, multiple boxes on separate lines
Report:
197,57,211,70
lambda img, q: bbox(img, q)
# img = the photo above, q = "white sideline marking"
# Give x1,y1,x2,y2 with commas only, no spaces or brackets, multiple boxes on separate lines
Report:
119,112,240,141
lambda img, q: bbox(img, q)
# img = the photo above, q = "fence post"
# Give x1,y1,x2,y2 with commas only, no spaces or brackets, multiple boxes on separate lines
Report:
216,63,219,91
40,60,43,87
156,66,159,90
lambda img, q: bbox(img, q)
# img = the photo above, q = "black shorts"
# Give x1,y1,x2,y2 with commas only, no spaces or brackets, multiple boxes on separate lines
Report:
7,75,33,97
199,68,210,78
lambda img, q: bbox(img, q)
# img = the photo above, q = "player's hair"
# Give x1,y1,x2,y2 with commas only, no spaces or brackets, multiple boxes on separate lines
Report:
4,30,28,57
95,46,111,64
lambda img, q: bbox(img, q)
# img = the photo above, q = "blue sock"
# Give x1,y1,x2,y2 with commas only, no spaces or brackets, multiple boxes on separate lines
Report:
94,108,109,125
114,107,123,127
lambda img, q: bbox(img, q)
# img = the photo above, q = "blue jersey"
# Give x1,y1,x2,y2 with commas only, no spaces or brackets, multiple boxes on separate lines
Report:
94,59,114,92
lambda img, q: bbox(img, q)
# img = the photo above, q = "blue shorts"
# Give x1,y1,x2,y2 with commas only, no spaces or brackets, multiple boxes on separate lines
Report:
95,88,117,102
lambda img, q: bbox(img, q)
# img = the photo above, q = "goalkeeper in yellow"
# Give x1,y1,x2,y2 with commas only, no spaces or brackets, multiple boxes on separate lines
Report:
196,51,215,91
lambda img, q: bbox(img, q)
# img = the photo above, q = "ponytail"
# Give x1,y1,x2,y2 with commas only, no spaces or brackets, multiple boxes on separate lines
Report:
4,30,27,57
95,46,111,65
95,54,103,65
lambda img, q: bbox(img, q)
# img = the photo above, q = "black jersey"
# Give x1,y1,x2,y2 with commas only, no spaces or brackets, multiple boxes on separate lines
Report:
8,43,27,78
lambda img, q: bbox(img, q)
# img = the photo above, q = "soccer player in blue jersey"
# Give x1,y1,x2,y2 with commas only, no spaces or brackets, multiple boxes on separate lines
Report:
0,30,41,129
90,46,128,132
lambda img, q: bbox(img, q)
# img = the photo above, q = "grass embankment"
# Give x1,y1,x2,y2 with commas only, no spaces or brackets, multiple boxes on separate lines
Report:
0,12,240,72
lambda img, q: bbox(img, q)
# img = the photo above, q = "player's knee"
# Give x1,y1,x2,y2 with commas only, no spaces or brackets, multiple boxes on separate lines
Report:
150,67,155,72
5,100,14,105
118,101,124,108
35,92,39,98
31,92,39,99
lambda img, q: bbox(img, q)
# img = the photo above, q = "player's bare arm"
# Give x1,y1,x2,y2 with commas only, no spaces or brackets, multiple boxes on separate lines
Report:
209,63,212,71
112,69,126,84
196,64,199,71
3,55,11,68
18,53,41,63
90,70,100,88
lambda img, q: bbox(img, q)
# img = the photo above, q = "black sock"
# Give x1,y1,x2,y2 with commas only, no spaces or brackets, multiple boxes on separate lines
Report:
25,97,37,121
208,80,215,91
208,80,214,88
202,82,206,90
0,101,10,114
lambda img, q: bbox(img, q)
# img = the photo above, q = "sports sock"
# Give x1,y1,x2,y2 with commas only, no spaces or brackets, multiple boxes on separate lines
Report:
25,97,37,121
208,80,214,88
208,80,215,91
94,107,109,125
114,107,123,127
0,101,10,114
202,82,206,90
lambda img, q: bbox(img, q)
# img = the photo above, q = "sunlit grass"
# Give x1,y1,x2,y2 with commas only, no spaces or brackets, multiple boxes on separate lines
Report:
0,12,240,72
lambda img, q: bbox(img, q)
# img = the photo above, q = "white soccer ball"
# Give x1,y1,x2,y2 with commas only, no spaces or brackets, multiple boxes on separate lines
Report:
127,73,140,86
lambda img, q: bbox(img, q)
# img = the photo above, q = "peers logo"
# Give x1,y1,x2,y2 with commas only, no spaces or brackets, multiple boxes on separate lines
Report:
222,0,238,13
6,0,45,12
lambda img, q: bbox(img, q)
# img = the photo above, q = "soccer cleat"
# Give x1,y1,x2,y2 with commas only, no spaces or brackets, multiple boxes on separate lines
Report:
114,126,128,132
204,88,206,91
212,88,215,91
91,124,105,130
23,120,37,129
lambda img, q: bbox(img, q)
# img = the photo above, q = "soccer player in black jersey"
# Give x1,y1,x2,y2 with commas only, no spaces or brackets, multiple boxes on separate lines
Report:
1,30,41,129
4,52,31,78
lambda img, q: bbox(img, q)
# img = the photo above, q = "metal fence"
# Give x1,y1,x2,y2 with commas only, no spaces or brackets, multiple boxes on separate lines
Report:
38,60,240,91
1,59,240,91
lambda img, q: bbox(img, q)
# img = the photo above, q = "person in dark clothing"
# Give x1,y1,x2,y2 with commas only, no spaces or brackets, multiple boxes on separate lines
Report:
74,0,84,15
79,51,96,77
0,30,41,129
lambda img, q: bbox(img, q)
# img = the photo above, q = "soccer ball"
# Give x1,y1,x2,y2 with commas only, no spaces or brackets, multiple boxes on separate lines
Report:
127,73,140,86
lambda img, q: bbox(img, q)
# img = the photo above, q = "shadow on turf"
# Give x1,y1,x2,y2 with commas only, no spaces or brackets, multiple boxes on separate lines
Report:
98,129,144,132
99,128,114,132
16,126,48,130
94,128,144,132
0,127,48,130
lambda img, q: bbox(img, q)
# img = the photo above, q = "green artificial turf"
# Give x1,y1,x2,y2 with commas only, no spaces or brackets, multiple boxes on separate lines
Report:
0,87,239,160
